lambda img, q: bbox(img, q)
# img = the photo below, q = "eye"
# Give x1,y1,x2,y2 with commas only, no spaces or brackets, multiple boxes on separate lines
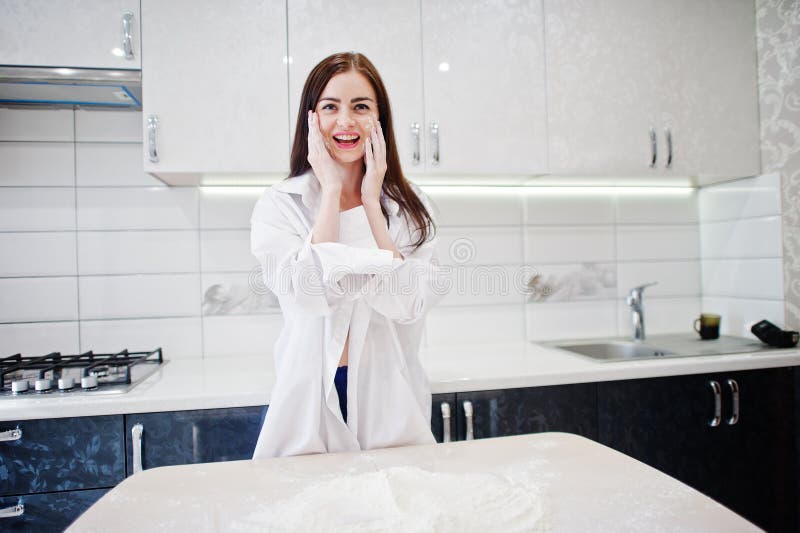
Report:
355,103,370,111
321,103,336,111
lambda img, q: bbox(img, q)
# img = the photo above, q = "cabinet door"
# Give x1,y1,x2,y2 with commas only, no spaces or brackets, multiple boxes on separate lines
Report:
421,0,548,174
287,0,425,172
124,406,264,473
0,0,141,69
141,0,289,175
0,488,108,533
455,384,597,441
0,416,125,497
544,0,664,176
660,0,760,179
431,393,456,443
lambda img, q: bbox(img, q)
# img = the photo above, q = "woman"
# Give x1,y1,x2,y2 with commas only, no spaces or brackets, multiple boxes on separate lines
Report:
251,52,446,458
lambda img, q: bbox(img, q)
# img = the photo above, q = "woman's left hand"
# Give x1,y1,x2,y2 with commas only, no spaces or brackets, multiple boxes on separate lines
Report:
362,117,387,205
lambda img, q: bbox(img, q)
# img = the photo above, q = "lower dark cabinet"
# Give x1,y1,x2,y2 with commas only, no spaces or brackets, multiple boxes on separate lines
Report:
0,488,108,532
431,393,456,443
124,406,265,473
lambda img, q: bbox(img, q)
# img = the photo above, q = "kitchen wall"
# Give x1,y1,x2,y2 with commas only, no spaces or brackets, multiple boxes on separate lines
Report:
0,108,709,358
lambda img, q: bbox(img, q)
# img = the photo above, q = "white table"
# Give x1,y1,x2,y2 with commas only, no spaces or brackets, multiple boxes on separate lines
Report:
68,433,760,532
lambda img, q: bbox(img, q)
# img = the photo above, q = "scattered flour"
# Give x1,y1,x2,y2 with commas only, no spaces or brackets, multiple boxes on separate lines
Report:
235,465,549,532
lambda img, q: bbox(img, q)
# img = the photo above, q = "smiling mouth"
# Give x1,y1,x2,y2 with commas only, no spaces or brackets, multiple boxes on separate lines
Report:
332,134,360,149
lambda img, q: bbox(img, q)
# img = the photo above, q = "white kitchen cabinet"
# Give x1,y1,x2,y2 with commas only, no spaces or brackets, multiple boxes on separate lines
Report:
0,0,141,69
141,0,289,181
287,0,548,176
544,0,760,182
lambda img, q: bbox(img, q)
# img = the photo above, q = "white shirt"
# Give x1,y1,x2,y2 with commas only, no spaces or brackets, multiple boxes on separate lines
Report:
251,171,446,458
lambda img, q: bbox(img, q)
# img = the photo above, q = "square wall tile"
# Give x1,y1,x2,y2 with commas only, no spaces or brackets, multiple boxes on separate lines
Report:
0,188,76,231
525,300,617,341
200,230,258,272
79,274,200,319
199,188,263,229
0,108,73,141
701,258,784,300
617,225,700,261
0,277,78,322
525,226,615,264
80,317,203,359
438,265,527,307
526,263,616,302
76,143,160,186
699,173,782,222
701,296,786,337
426,304,525,346
77,187,198,230
700,217,783,259
616,191,698,224
0,142,75,185
616,297,701,337
436,226,522,266
75,109,142,142
524,193,615,225
422,190,522,226
617,261,701,298
0,321,80,356
0,233,77,277
201,272,279,315
78,230,199,275
203,314,284,357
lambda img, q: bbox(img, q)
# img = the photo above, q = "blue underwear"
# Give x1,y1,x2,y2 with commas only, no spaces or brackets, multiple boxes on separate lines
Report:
334,366,348,423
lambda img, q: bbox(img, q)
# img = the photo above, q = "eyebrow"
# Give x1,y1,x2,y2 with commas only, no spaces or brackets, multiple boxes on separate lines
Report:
319,97,374,103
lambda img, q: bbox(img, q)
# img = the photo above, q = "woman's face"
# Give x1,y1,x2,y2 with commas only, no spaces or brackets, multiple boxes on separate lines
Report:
314,70,379,165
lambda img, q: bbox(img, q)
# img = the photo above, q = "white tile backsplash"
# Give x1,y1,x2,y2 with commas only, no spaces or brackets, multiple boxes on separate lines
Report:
700,216,783,259
436,226,522,266
0,277,78,322
617,225,700,261
701,296,786,337
75,109,142,142
0,188,76,231
0,232,77,277
80,317,203,358
526,300,617,341
438,264,527,307
426,304,525,346
526,262,617,302
201,272,279,315
78,274,200,319
203,314,283,357
616,297,701,337
423,191,522,226
0,109,74,141
525,225,615,264
616,261,701,298
524,193,615,225
200,230,258,272
0,142,75,186
199,189,263,229
76,143,161,186
616,192,699,224
699,173,782,222
77,187,198,230
701,258,784,300
78,230,200,275
0,321,80,355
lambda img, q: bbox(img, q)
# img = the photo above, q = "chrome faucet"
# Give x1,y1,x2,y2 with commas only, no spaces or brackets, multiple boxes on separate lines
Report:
627,282,657,341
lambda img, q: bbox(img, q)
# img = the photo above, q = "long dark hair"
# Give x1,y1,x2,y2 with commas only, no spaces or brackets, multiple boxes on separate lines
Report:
289,52,434,250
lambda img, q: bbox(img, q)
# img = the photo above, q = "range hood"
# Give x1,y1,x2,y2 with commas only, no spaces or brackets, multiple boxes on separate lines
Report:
0,66,141,109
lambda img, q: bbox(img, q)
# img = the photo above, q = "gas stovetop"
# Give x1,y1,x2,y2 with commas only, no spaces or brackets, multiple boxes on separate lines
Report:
0,348,165,397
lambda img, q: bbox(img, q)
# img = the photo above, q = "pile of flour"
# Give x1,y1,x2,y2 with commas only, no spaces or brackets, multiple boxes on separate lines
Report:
237,465,548,532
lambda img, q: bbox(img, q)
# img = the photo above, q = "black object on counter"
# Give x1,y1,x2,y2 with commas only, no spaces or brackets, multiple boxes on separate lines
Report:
751,320,799,348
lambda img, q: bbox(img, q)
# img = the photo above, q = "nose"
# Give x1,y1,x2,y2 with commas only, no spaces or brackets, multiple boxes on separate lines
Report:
335,110,356,129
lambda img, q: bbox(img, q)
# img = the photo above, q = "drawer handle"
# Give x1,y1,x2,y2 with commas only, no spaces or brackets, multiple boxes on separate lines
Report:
0,501,24,518
463,400,474,441
708,380,721,427
121,11,135,60
664,128,673,168
147,115,159,163
410,122,421,166
0,427,22,442
440,402,451,443
430,121,440,166
132,423,144,474
726,379,739,426
648,127,657,168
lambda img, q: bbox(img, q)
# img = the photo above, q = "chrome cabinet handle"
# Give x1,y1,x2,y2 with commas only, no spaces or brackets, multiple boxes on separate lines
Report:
664,128,673,169
463,400,474,441
0,501,24,519
430,122,439,166
648,127,657,168
0,427,22,442
726,379,739,426
147,115,159,163
132,423,144,474
708,380,721,427
440,402,451,443
410,122,420,166
121,11,135,60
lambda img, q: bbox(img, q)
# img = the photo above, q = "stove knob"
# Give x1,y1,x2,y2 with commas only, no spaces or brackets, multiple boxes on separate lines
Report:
81,375,98,389
58,377,75,391
35,378,53,392
11,380,29,393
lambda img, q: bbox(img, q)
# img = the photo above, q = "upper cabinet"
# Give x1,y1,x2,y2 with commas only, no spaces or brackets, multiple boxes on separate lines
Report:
0,0,141,69
141,0,289,180
544,0,761,182
287,0,548,176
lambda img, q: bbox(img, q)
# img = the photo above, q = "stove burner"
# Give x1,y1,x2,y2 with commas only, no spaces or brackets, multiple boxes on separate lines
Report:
1,348,164,397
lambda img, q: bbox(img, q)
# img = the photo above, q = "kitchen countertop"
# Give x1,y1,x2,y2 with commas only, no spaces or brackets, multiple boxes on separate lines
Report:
67,432,759,532
3,335,800,422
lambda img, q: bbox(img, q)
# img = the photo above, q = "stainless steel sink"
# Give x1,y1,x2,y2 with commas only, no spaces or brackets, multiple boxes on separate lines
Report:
557,341,673,361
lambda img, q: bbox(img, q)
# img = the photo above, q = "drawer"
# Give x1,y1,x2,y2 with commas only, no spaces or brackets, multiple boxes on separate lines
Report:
0,416,125,496
0,488,108,532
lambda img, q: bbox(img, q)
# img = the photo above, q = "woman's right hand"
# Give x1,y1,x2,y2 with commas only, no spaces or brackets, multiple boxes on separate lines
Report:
307,111,343,192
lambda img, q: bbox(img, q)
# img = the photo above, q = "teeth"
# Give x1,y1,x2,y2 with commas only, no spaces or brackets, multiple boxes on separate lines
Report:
335,134,359,141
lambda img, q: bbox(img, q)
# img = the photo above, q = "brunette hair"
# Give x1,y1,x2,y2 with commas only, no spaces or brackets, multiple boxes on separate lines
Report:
288,52,434,250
